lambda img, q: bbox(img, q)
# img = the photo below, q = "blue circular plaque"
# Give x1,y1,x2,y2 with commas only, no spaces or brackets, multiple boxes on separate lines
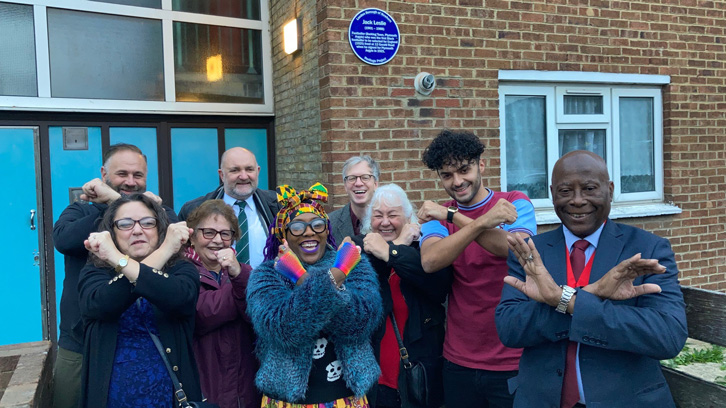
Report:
348,8,400,66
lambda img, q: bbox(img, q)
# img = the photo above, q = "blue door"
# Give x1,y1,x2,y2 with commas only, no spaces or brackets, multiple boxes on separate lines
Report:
0,127,44,345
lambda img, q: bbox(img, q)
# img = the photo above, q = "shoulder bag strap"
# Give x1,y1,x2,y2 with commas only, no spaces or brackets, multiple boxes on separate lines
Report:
389,311,412,369
136,299,192,408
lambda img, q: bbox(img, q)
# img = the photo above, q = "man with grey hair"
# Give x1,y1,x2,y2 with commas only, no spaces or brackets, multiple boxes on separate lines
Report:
329,155,380,244
178,147,279,268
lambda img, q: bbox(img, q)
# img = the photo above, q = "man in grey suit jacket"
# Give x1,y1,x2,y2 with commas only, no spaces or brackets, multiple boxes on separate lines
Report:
329,155,379,244
179,147,280,268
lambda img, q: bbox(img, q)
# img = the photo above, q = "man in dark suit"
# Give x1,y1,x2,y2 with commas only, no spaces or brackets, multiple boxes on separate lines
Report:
495,150,687,408
178,147,279,268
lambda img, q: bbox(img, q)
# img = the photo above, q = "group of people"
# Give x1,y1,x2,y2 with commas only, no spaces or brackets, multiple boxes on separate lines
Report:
51,129,687,408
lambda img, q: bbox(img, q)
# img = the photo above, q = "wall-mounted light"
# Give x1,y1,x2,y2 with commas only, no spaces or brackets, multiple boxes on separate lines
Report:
283,18,302,54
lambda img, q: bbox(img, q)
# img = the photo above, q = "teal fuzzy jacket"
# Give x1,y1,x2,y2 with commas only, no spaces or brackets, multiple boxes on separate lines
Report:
246,247,383,403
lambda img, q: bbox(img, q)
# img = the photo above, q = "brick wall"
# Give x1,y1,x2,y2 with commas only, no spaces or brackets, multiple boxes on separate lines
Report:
270,0,726,289
270,0,324,189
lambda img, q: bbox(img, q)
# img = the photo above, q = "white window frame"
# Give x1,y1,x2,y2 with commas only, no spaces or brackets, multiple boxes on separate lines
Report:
498,71,680,223
0,0,273,115
555,86,611,124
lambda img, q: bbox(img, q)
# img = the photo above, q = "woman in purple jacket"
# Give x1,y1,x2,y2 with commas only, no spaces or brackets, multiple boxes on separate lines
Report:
185,200,260,408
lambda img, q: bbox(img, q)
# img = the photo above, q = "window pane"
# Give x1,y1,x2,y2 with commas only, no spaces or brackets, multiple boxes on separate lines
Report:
47,9,164,100
505,95,548,199
620,97,655,193
173,0,261,20
174,22,264,104
564,95,603,114
0,3,37,96
90,0,161,8
558,129,606,160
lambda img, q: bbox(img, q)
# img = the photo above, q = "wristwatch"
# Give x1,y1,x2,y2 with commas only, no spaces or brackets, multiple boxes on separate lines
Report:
556,285,576,314
447,206,458,223
115,254,129,272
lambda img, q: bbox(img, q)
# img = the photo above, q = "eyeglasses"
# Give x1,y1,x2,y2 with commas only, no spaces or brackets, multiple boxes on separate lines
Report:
286,218,327,236
197,228,234,241
344,174,375,184
113,217,157,231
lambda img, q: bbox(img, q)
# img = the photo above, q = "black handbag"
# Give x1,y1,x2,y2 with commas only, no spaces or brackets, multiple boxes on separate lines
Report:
137,300,219,408
389,313,443,408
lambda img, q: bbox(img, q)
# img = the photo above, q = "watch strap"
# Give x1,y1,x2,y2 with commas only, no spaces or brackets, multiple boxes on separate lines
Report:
447,206,458,223
556,285,576,314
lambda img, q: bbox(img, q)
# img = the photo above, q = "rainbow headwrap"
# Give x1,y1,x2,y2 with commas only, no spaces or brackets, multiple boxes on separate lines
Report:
273,183,329,242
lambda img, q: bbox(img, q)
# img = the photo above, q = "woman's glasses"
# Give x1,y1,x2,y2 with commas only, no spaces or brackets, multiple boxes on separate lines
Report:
286,218,327,236
113,217,157,230
197,228,234,241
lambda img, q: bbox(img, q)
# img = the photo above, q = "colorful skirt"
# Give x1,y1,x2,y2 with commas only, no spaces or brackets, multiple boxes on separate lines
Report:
261,395,368,408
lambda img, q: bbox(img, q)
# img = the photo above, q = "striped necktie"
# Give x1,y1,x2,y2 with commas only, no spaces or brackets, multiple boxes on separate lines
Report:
235,200,250,265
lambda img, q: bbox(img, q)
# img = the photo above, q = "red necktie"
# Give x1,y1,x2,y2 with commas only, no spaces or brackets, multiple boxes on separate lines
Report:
561,239,590,408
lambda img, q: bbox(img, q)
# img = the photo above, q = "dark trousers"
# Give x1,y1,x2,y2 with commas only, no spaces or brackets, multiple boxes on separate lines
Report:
443,359,516,408
52,346,82,408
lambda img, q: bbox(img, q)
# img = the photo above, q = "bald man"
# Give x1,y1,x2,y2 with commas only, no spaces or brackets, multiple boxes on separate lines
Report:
495,150,686,408
179,147,280,268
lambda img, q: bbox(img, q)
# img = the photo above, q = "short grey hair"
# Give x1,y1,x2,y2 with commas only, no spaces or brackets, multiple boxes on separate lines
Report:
342,155,380,182
361,183,418,235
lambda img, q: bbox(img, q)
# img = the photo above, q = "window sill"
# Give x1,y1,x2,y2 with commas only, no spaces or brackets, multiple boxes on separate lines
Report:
535,203,682,225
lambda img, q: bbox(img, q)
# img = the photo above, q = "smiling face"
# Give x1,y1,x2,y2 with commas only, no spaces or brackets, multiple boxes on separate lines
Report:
219,148,260,201
344,161,378,208
550,151,613,238
190,214,234,271
101,150,147,195
371,203,405,242
438,158,486,206
284,212,329,265
113,201,159,261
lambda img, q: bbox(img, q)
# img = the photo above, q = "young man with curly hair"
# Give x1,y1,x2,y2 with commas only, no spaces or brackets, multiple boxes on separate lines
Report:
417,130,537,408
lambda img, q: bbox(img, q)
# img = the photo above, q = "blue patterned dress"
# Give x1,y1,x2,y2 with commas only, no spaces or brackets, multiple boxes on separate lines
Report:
107,298,174,408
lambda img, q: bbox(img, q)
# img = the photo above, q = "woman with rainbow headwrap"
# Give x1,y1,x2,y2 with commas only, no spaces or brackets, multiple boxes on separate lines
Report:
246,183,383,408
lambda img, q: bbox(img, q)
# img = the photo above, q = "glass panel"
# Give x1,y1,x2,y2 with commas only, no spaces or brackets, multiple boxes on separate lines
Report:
620,97,655,193
0,3,37,96
558,129,606,160
47,9,164,100
505,95,548,199
173,0,261,20
171,128,219,213
563,95,603,114
174,22,264,103
90,0,161,8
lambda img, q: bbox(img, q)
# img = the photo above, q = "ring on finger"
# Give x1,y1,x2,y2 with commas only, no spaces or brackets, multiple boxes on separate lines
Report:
525,254,534,262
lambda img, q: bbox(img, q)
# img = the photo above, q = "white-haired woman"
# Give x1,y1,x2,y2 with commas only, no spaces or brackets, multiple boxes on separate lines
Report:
353,184,452,408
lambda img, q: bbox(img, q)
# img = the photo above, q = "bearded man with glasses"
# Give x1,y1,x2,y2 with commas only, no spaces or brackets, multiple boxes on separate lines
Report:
52,143,177,408
329,155,380,245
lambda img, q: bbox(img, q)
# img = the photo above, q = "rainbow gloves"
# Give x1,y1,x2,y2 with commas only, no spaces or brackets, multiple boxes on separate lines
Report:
275,251,307,284
333,242,361,276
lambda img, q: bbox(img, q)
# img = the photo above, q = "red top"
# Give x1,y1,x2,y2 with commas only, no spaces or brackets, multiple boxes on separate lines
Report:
378,271,409,388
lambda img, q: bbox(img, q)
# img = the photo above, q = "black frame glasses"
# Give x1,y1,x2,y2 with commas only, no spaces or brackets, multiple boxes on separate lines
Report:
197,228,234,241
344,174,374,184
113,217,157,231
286,218,328,236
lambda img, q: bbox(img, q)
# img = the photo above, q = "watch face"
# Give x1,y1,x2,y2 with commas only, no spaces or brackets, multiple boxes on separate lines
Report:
119,257,128,267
